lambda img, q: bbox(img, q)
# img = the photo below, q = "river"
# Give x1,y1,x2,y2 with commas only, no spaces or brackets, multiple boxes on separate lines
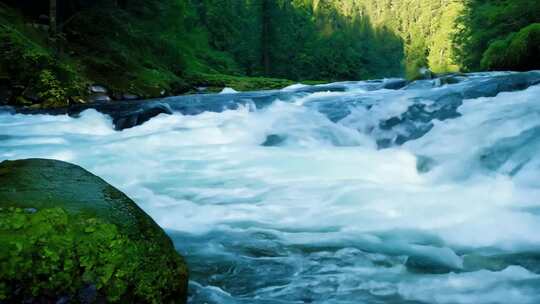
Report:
1,71,540,303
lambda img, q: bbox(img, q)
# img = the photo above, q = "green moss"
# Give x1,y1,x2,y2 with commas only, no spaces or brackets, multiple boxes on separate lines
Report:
35,69,66,102
0,159,189,303
188,73,294,92
0,6,90,107
0,207,185,303
481,40,508,71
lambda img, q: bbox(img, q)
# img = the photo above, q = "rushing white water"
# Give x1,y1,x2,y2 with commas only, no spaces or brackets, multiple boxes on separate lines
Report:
2,73,540,303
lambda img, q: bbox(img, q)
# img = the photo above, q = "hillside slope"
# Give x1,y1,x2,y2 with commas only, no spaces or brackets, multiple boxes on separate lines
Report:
1,0,539,107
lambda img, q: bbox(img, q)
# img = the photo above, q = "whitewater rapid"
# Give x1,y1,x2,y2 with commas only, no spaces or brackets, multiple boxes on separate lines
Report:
2,72,540,303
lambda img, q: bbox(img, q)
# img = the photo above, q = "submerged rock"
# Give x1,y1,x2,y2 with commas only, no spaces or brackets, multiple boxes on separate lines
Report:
262,134,287,146
7,71,540,133
0,159,188,303
89,85,108,94
87,85,112,103
122,93,140,100
87,94,112,103
378,71,540,147
405,254,462,274
463,252,540,273
382,79,407,90
113,103,173,130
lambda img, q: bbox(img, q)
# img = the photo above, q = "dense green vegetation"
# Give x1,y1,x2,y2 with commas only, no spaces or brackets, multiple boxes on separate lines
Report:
197,0,479,79
0,0,539,107
0,207,186,303
480,23,540,71
199,0,405,80
454,0,540,72
0,5,87,106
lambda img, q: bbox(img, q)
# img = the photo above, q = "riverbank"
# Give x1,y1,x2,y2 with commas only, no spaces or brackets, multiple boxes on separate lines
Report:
3,1,538,110
0,70,299,109
0,4,321,109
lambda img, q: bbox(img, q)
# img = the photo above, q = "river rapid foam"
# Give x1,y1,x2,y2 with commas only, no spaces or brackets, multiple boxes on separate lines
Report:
2,71,540,303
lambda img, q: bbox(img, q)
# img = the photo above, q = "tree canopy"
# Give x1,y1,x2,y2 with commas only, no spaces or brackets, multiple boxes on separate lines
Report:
1,0,539,106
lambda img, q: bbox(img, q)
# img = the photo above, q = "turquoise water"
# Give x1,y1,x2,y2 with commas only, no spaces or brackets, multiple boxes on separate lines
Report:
2,72,540,303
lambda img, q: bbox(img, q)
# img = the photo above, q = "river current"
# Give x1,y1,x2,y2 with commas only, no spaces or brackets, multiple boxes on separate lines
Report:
2,71,540,303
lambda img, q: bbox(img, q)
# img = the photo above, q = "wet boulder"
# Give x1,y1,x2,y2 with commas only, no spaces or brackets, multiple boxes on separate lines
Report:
461,71,540,99
405,253,462,274
89,85,108,94
113,103,173,130
87,85,112,103
87,94,112,103
382,79,407,90
122,93,140,100
262,134,287,146
0,159,189,303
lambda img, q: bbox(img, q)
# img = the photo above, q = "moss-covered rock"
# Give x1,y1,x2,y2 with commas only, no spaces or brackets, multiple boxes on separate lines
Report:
0,159,188,303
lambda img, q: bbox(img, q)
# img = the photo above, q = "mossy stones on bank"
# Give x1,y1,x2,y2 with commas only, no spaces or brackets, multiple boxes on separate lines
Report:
0,159,188,303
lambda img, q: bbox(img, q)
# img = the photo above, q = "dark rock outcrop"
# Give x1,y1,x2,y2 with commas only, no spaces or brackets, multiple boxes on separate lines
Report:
112,103,173,130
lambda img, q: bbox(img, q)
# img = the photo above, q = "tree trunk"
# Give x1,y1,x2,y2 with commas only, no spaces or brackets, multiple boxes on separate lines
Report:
115,0,128,9
261,0,271,75
49,0,58,50
49,0,57,36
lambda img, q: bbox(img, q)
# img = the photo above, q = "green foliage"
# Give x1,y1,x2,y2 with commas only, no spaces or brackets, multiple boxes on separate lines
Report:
197,0,540,78
427,1,463,73
0,5,89,106
0,207,185,303
481,23,540,71
36,69,66,101
65,2,186,97
188,73,294,92
197,0,405,80
454,0,540,71
359,0,464,78
3,0,540,104
197,0,472,80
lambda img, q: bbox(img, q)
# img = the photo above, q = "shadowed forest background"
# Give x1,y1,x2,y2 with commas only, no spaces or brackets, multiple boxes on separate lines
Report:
0,0,539,106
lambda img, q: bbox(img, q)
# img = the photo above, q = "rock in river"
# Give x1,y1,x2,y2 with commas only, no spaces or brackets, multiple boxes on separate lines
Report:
0,159,189,303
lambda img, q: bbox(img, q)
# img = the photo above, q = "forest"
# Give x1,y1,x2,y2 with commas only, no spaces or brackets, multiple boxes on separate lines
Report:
3,2,540,303
0,0,539,106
